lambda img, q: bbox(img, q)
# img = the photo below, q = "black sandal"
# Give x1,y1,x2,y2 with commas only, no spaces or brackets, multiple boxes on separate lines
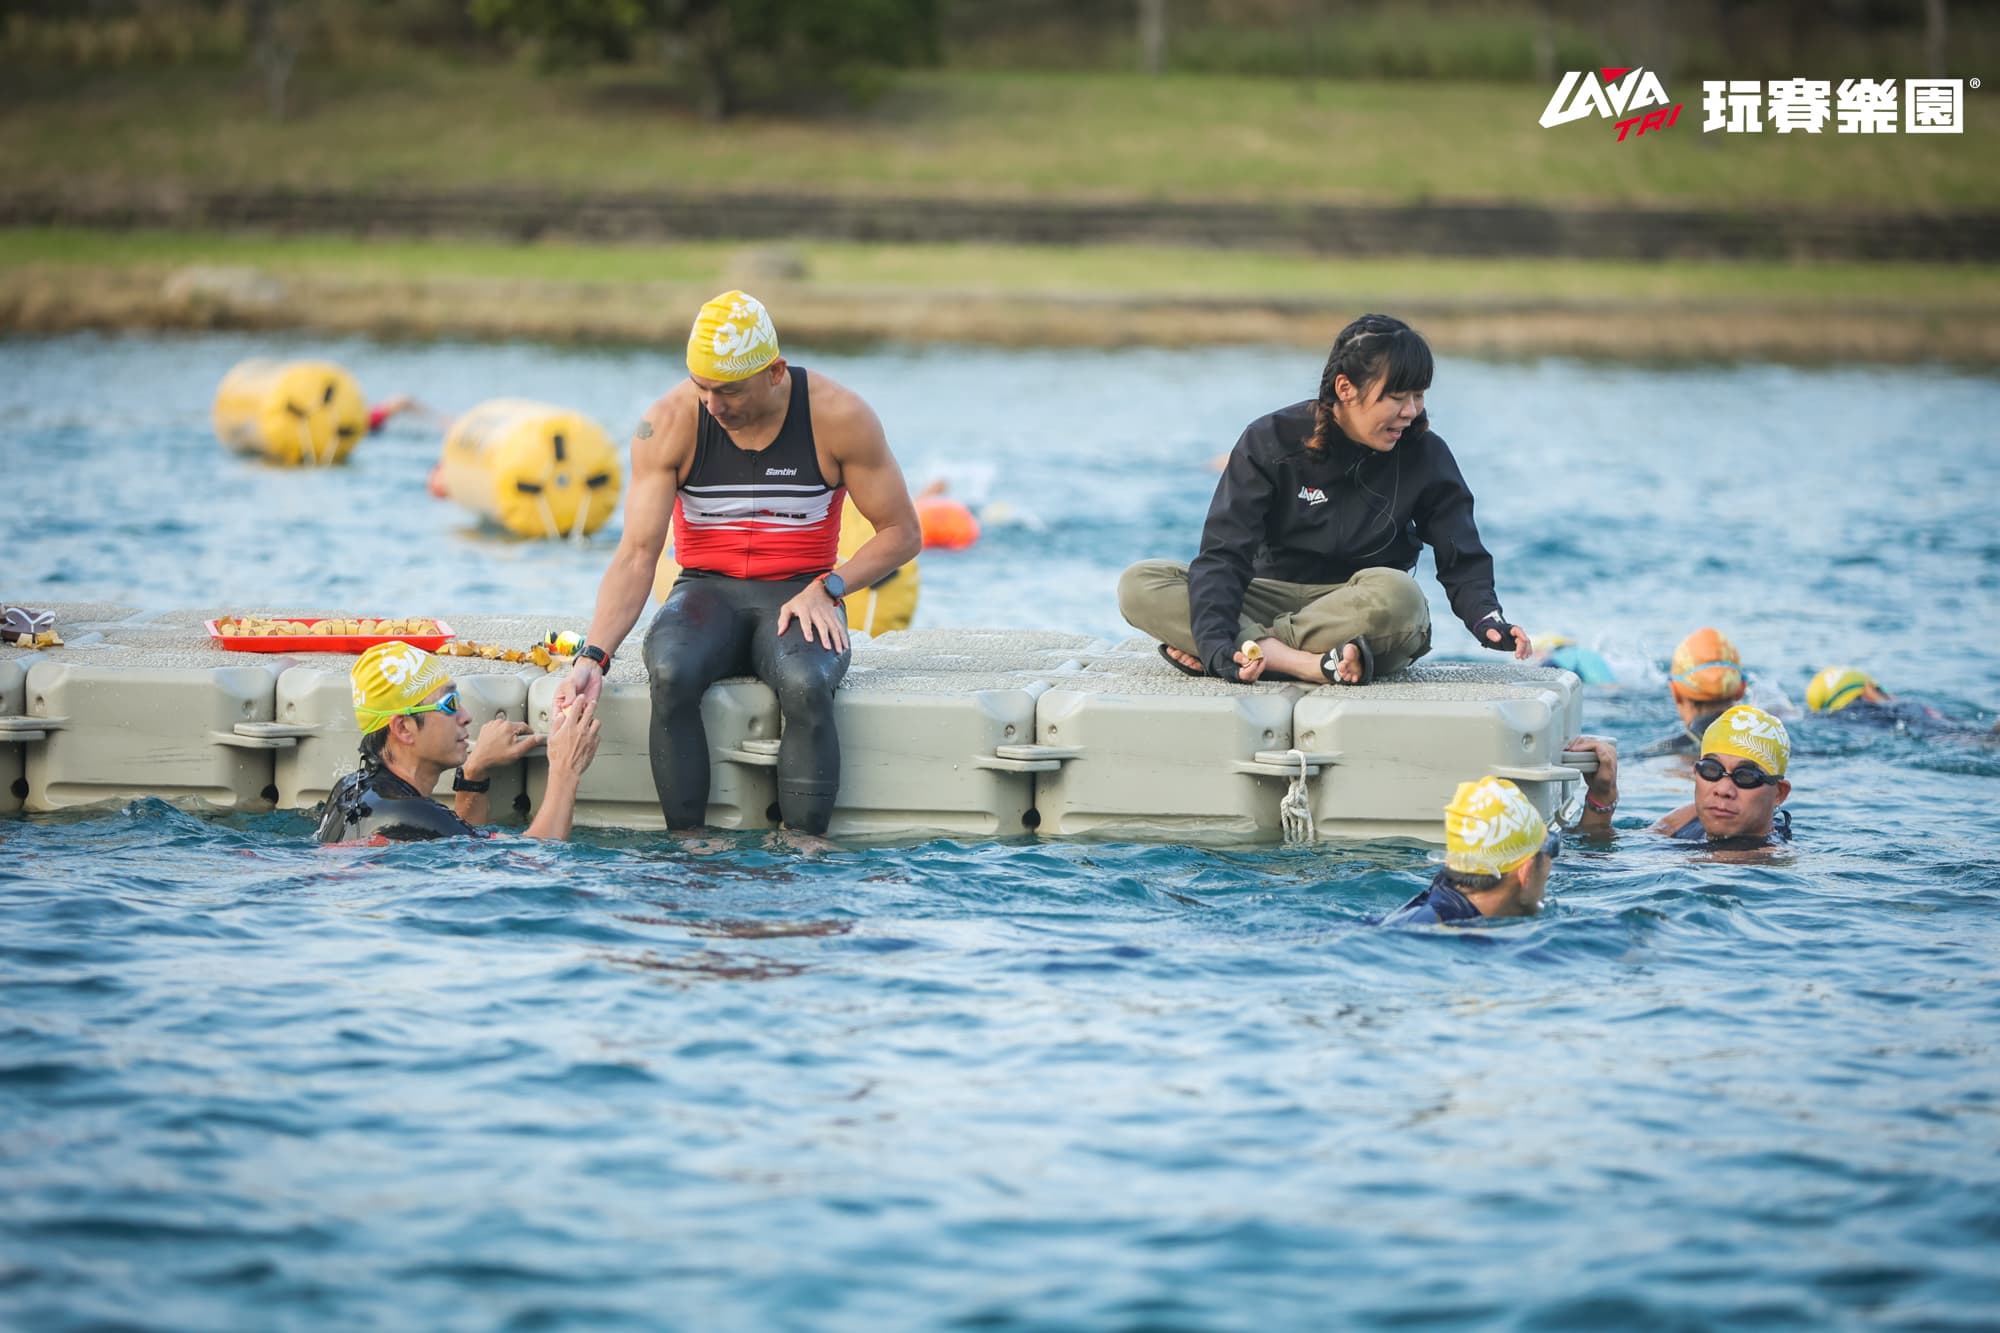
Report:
1158,642,1206,678
1319,637,1375,686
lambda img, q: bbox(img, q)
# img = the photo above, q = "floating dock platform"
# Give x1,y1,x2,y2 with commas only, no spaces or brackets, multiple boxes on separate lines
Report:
1,605,1588,843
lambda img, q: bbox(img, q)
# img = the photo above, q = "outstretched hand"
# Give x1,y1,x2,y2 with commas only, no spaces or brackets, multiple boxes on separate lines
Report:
555,659,605,712
545,695,602,778
1481,618,1533,659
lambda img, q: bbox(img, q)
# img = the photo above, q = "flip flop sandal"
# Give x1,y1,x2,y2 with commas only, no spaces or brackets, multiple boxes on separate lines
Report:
1319,636,1375,686
1158,642,1207,678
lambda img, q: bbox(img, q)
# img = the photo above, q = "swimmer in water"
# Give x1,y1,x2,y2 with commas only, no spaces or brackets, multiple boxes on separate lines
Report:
1531,632,1615,684
1569,704,1796,852
1384,768,1552,924
1636,627,1749,758
1380,775,1558,926
316,641,601,844
1804,665,1981,736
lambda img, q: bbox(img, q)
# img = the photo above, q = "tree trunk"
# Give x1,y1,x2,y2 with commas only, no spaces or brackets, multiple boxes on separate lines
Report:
690,5,737,122
248,0,300,122
1137,0,1166,75
1531,0,1555,85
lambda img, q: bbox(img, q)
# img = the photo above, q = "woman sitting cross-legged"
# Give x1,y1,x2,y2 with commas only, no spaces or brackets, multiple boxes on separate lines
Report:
1119,313,1531,686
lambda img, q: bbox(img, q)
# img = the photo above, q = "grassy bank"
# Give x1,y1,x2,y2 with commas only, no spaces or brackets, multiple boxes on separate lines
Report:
11,228,2000,309
6,228,1998,364
3,61,1994,211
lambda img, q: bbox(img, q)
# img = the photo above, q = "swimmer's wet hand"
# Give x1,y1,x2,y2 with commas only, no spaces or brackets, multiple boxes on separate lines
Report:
546,696,602,777
468,717,544,778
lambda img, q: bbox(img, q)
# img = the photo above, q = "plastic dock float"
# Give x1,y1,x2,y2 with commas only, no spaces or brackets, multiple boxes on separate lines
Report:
2,608,1588,844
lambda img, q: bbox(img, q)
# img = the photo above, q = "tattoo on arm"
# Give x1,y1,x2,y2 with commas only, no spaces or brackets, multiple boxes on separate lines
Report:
634,419,655,440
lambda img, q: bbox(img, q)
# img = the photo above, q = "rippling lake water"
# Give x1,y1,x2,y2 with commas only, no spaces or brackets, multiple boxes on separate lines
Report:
3,332,1999,1330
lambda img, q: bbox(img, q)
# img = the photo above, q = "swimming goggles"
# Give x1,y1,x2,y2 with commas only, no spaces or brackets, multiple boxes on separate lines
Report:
395,689,461,720
1694,757,1781,789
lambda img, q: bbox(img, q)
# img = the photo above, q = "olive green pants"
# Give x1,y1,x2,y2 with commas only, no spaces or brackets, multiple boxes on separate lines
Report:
1116,559,1433,677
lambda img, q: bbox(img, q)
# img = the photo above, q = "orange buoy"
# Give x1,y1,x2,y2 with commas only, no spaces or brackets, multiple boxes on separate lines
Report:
916,496,980,550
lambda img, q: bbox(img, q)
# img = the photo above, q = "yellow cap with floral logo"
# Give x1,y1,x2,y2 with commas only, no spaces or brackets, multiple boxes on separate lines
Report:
351,641,452,734
685,290,781,382
1443,776,1550,877
1699,704,1791,776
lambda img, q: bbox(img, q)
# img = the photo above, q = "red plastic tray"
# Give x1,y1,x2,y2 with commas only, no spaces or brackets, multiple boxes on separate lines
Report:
205,617,455,654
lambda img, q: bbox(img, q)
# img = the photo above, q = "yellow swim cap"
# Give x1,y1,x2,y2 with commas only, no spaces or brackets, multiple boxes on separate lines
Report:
1806,666,1876,713
1444,776,1550,877
686,290,781,382
1699,705,1791,777
1669,627,1744,704
351,641,452,734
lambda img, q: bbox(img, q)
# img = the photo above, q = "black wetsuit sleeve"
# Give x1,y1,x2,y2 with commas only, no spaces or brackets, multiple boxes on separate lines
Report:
1411,435,1503,639
1187,435,1274,674
314,770,477,844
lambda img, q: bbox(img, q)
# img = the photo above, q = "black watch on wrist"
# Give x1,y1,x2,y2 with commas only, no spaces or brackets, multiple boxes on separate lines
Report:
452,767,490,793
577,644,612,673
820,572,847,601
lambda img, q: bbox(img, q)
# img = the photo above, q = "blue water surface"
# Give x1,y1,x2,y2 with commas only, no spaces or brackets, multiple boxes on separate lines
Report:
2,332,1999,1330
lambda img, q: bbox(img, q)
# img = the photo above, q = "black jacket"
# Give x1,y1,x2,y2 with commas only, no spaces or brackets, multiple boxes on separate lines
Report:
1187,401,1503,674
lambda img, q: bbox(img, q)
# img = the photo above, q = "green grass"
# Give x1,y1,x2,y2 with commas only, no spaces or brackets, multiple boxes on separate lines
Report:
8,227,1997,310
2,60,1994,211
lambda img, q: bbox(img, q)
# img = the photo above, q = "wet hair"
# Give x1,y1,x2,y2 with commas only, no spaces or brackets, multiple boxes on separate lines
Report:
1306,314,1434,452
1439,867,1504,895
358,725,389,776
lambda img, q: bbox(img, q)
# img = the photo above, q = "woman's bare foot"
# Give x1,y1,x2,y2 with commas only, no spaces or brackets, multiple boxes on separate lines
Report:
1163,645,1203,672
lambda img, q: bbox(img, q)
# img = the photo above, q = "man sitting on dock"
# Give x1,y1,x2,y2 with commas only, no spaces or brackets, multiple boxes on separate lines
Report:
1381,776,1559,926
316,641,601,843
556,291,921,838
1567,704,1794,850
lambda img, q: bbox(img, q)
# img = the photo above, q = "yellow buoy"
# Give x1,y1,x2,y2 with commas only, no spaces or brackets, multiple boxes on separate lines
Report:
437,400,623,539
653,500,919,633
212,358,367,466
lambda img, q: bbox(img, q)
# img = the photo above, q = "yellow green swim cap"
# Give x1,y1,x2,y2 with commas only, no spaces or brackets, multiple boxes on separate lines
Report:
351,641,452,734
1806,666,1876,713
1699,705,1791,777
686,290,781,382
1444,776,1549,877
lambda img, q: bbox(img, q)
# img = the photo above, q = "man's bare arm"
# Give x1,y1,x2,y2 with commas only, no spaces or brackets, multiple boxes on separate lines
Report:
821,393,921,589
584,395,691,658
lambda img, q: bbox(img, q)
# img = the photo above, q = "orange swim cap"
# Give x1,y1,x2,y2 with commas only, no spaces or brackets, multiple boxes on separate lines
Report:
916,496,980,550
1668,627,1745,704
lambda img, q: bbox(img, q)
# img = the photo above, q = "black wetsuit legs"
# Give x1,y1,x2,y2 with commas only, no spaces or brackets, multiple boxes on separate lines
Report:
643,571,850,833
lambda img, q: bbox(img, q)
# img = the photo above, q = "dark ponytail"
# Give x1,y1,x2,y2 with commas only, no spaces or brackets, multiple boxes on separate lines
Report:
1305,314,1434,453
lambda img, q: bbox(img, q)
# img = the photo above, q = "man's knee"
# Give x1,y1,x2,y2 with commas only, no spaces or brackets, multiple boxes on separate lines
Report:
767,651,843,716
644,638,715,707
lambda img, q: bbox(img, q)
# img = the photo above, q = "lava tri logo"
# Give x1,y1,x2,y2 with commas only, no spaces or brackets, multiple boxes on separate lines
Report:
1539,66,1682,141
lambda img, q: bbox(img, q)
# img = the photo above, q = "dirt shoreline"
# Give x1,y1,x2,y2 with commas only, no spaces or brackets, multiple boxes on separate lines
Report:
5,266,1997,364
